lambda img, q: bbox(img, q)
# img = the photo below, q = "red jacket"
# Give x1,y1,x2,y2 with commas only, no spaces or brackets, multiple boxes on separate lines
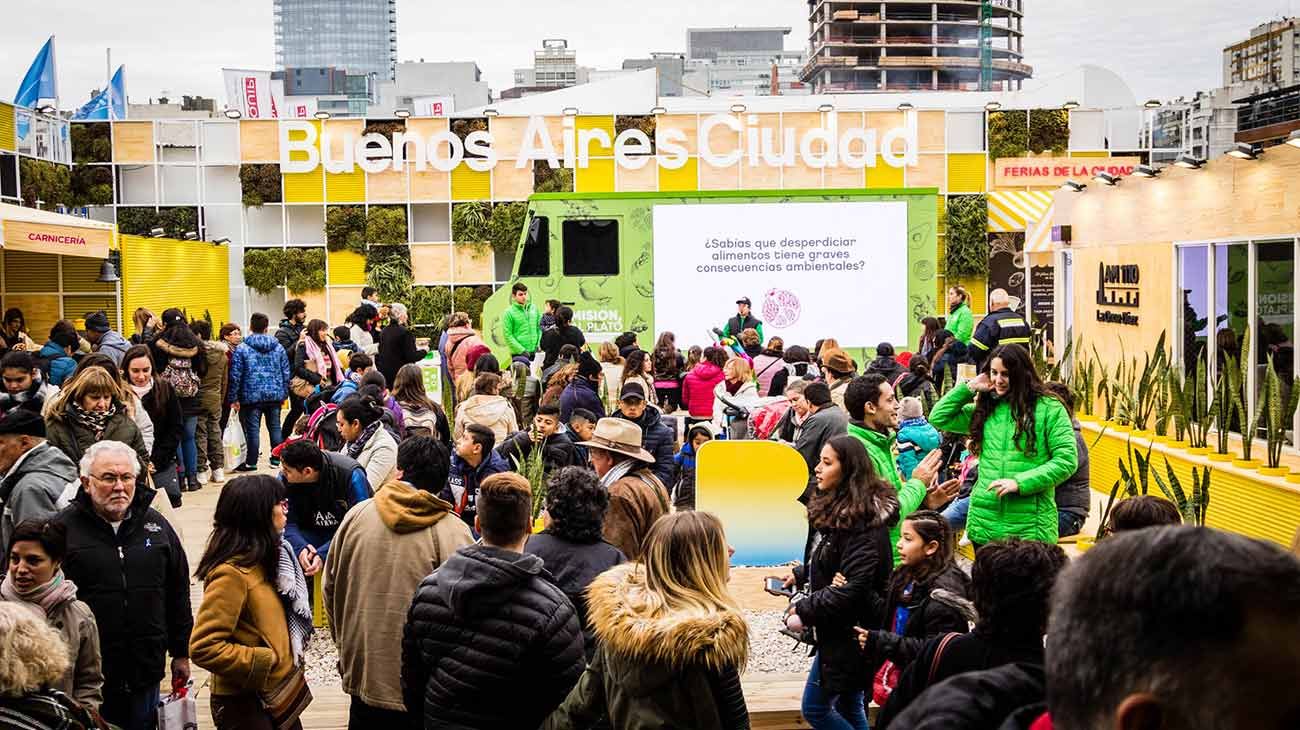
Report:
681,362,726,418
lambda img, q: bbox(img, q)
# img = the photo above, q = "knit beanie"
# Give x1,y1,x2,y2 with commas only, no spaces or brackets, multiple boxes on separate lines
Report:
900,396,923,420
804,382,833,407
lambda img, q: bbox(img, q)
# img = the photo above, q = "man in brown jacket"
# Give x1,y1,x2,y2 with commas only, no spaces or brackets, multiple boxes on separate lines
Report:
576,418,670,561
323,435,474,728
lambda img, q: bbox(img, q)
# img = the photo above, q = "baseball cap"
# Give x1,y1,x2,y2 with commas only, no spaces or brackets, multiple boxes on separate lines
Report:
619,381,647,402
736,297,752,306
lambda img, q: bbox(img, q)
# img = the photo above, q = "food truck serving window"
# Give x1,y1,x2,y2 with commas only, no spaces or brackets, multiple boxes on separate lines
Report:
518,215,549,277
562,219,619,276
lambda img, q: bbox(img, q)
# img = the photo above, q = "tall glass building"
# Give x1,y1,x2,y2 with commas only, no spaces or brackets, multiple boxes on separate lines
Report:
273,0,398,80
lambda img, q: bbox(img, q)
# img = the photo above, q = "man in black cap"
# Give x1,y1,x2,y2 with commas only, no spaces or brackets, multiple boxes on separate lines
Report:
82,310,130,368
722,296,764,344
0,409,77,549
611,381,675,486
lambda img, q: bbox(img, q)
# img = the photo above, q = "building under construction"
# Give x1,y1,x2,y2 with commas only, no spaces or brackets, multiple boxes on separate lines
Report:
801,0,1031,93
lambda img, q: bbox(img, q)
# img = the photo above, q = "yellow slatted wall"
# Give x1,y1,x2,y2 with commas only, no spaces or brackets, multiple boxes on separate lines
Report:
0,103,15,152
121,234,230,327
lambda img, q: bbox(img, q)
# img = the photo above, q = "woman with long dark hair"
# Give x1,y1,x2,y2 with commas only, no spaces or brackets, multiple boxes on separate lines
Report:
337,394,398,489
191,475,311,730
652,332,686,412
928,344,1078,546
392,363,451,445
292,319,344,399
618,349,656,406
149,309,208,491
917,317,942,363
122,345,185,505
782,434,898,730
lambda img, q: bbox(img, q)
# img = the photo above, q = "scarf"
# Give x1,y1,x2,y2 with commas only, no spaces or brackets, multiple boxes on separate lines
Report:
0,571,79,618
345,418,383,460
68,401,116,439
275,536,313,665
725,379,744,396
305,336,343,385
0,372,43,411
599,457,638,489
129,379,153,398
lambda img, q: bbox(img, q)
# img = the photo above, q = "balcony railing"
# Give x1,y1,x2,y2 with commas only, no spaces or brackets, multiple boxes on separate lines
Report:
877,55,1032,76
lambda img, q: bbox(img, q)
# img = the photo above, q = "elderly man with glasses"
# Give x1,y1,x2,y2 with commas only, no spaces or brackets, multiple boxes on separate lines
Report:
55,440,192,730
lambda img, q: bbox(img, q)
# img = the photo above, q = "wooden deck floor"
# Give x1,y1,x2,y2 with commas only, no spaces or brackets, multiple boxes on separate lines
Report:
171,464,811,729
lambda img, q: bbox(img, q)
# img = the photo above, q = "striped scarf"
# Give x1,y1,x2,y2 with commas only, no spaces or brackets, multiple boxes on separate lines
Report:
275,536,313,664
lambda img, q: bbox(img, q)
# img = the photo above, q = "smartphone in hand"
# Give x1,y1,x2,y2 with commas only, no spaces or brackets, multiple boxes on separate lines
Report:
765,577,795,598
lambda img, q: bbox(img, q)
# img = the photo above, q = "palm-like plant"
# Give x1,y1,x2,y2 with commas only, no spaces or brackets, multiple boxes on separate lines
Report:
1263,355,1300,469
1183,349,1212,449
510,426,549,522
1153,459,1211,526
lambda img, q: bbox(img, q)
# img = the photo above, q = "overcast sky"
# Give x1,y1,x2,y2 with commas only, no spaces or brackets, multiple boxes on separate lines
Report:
3,0,1297,109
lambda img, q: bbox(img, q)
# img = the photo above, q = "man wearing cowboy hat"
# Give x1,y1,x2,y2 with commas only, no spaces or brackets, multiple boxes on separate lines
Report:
575,418,670,561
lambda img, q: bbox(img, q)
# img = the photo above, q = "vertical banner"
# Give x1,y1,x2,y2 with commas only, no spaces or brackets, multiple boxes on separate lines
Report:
222,69,278,119
988,231,1026,311
1030,265,1055,354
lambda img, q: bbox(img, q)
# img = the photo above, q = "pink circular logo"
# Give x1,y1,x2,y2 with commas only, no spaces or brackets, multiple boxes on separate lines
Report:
763,288,801,328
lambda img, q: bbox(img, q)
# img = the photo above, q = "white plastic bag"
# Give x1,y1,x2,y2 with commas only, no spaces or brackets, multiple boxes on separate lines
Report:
158,683,198,730
223,418,246,470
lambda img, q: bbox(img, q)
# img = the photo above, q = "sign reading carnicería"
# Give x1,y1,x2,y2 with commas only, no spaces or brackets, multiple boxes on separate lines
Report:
279,115,921,174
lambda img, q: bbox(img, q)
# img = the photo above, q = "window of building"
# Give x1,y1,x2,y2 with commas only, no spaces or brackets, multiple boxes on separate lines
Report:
518,215,549,277
562,219,619,276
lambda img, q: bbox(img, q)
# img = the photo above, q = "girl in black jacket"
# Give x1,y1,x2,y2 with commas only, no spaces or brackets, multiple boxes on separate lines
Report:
123,345,185,505
783,434,898,730
841,510,973,703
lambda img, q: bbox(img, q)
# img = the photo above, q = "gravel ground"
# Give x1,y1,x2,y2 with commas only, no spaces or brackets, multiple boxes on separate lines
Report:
300,609,814,683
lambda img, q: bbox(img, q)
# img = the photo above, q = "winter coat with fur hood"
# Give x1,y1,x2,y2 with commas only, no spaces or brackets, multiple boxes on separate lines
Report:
793,487,900,694
453,393,519,444
545,563,751,730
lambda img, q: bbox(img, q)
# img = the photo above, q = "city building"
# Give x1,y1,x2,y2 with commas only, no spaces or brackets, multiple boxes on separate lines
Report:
273,0,398,81
374,62,492,116
513,39,585,89
277,67,376,117
126,95,219,120
1142,88,1240,164
1223,17,1299,98
801,0,1031,93
622,54,686,97
683,27,808,96
1235,83,1300,147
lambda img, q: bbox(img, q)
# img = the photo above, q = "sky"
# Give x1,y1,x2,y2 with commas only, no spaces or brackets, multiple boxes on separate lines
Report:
2,0,1297,110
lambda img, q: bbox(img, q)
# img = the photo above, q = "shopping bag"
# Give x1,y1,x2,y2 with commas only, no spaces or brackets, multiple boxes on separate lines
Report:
158,682,198,730
223,418,247,469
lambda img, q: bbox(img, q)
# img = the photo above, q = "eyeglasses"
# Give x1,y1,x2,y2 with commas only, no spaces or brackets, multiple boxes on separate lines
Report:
91,473,136,485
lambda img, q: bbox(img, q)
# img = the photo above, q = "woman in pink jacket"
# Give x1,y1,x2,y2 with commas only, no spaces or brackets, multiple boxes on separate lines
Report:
441,313,485,385
680,346,728,425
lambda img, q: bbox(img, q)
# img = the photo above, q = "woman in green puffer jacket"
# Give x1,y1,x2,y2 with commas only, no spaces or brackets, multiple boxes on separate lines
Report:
928,345,1077,545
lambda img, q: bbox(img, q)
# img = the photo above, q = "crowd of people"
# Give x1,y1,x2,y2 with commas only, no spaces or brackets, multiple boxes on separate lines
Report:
0,284,1297,730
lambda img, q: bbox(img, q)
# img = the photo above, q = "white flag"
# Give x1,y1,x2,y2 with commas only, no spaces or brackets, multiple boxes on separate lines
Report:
222,69,277,119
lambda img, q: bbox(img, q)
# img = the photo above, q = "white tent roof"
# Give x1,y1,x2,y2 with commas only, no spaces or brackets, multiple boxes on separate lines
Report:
0,202,114,231
457,68,660,117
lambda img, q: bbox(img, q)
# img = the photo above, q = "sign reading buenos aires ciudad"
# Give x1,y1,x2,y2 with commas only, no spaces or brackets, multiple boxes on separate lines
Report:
279,114,921,175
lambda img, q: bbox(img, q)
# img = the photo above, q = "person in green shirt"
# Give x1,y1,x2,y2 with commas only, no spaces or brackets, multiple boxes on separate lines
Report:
501,282,541,366
844,374,960,566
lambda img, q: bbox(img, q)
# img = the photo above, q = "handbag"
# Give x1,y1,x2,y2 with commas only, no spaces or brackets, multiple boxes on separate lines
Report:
259,665,313,730
872,659,901,706
290,358,320,399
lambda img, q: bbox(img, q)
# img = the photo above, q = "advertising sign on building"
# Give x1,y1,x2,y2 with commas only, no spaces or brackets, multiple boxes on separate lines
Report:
1,220,112,259
994,156,1141,188
411,96,453,117
222,69,280,119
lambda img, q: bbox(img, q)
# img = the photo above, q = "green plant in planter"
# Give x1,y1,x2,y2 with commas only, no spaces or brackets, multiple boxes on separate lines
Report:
453,286,486,328
488,201,528,255
1153,358,1172,437
1184,350,1212,449
239,164,282,207
509,425,549,520
1209,364,1237,455
1153,459,1210,526
1071,339,1097,417
1230,327,1263,461
987,110,1028,160
943,195,988,279
1167,365,1189,442
68,165,114,207
365,206,408,245
326,206,366,253
1263,356,1300,469
534,161,574,193
1028,109,1069,155
1093,346,1115,422
116,207,160,236
452,202,491,243
71,123,112,164
19,158,70,209
159,207,197,239
243,248,289,294
285,248,327,292
365,244,413,304
1114,332,1166,431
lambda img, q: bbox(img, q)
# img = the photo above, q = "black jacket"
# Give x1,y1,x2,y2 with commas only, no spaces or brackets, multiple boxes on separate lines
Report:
56,486,192,692
292,340,341,387
793,489,899,694
878,629,1047,730
866,356,907,384
524,531,626,661
970,308,1032,369
401,544,585,729
376,322,426,388
612,407,675,487
882,663,1046,730
896,373,937,404
141,384,182,468
540,324,586,370
496,430,581,472
275,318,303,360
724,313,762,339
865,563,974,669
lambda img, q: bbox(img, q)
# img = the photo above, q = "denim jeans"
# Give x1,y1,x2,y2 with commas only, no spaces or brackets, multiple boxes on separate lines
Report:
240,401,283,467
1058,510,1086,538
942,495,971,530
802,658,869,730
177,414,199,480
101,683,160,730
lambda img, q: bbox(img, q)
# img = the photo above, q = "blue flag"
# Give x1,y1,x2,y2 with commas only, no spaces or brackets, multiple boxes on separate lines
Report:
14,37,57,108
73,66,126,120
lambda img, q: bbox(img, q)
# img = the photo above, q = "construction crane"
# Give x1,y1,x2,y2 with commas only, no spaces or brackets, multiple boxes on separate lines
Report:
979,0,993,92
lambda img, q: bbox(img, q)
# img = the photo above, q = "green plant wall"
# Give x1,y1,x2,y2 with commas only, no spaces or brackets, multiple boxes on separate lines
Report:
243,248,289,294
325,206,366,253
285,248,327,292
18,158,70,209
945,194,990,279
988,110,1029,161
239,164,282,207
487,202,527,254
452,202,491,243
1028,109,1070,155
365,206,408,245
365,244,413,303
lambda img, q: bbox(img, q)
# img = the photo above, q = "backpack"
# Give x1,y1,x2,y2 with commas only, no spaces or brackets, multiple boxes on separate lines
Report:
751,399,791,441
303,402,343,452
160,357,200,398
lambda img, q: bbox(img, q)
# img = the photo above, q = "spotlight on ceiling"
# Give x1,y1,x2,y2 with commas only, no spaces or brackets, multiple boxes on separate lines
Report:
212,237,231,245
897,102,915,111
1131,164,1161,178
650,106,667,115
1174,154,1205,169
483,108,500,117
183,231,198,240
1061,180,1087,193
985,101,1002,112
149,227,166,237
313,110,331,120
393,108,411,119
224,109,242,119
817,103,834,113
1144,99,1162,109
1093,171,1120,186
562,107,579,116
1062,100,1080,110
1287,129,1300,148
1227,142,1263,160
729,103,747,113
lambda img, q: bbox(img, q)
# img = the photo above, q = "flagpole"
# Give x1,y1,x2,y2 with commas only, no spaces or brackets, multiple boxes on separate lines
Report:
50,35,58,113
106,49,113,120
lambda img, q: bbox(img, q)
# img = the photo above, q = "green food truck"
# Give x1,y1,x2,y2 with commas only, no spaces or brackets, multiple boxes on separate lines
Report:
481,188,940,366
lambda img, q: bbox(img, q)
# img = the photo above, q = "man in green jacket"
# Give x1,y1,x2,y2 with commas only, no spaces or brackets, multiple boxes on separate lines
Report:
844,374,959,566
502,282,541,365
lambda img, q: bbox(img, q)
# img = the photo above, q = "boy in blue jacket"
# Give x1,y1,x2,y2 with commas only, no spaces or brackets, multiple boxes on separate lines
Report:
896,396,941,479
